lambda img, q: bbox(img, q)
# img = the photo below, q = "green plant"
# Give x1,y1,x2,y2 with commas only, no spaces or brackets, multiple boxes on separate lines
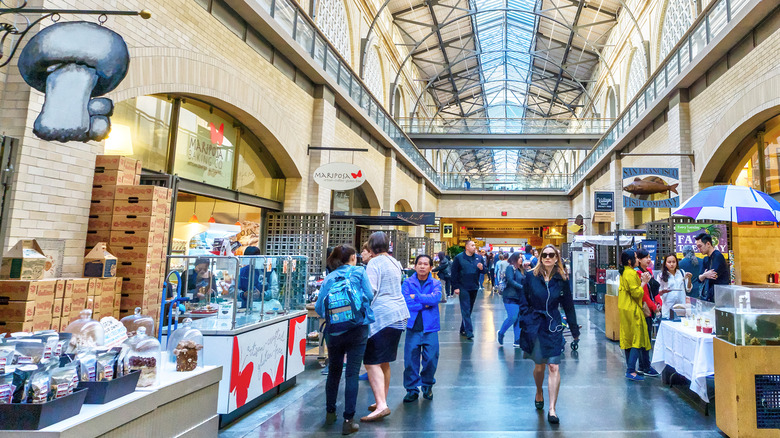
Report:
447,245,464,259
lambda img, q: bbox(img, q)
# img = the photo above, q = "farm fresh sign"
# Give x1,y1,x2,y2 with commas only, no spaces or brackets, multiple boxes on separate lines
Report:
313,162,366,190
622,167,680,209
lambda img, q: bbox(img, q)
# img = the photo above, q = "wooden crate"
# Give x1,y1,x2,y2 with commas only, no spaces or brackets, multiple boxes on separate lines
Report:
604,294,620,341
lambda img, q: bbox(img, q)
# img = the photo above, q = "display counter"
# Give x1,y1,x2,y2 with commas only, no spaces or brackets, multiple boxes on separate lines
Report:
0,366,222,438
173,310,308,425
604,294,620,341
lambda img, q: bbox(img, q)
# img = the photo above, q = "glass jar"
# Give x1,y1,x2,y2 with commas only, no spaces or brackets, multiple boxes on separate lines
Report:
124,326,161,387
120,307,156,337
64,309,105,354
166,318,204,372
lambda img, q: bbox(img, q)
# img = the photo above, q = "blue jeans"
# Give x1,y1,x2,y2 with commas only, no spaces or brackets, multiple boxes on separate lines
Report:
325,325,368,419
459,289,478,336
441,278,452,296
403,330,439,391
478,273,485,289
498,302,521,343
624,348,651,374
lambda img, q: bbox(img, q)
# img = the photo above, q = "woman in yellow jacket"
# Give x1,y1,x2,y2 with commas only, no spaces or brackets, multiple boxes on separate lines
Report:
619,249,652,381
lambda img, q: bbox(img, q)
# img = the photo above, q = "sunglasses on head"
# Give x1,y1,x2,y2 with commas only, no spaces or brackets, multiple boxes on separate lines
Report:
540,252,556,259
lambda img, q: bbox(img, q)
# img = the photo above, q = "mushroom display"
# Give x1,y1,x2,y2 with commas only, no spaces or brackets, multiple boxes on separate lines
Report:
18,21,130,143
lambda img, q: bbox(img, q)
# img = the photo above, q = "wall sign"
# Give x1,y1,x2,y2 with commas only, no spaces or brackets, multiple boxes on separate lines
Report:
442,224,453,238
594,191,614,212
622,167,680,209
425,225,440,234
390,212,435,225
675,224,729,259
640,239,658,271
313,162,366,190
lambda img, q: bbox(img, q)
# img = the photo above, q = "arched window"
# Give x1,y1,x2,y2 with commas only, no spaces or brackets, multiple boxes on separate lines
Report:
659,0,694,61
316,0,350,64
363,46,383,103
606,87,617,119
625,49,647,103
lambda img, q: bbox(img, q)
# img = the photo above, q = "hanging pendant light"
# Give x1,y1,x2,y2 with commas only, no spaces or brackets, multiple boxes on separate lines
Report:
235,204,241,226
188,196,199,223
208,199,217,223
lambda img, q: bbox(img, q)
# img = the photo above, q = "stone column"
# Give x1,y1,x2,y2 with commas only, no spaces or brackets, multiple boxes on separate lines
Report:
383,149,396,213
304,86,337,213
610,152,624,231
668,89,694,201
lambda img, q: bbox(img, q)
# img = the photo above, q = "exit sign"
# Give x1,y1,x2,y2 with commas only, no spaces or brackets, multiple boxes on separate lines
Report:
501,211,507,216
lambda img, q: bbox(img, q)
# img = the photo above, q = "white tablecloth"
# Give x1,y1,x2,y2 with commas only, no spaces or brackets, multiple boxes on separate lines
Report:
651,320,715,402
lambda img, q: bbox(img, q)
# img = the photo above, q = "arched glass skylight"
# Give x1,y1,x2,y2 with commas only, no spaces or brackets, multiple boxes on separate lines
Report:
316,0,350,64
364,46,383,102
660,0,694,61
625,49,647,103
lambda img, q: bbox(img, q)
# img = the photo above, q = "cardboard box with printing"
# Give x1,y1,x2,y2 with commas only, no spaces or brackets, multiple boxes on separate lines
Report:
0,320,34,332
83,243,118,278
91,184,117,201
54,279,66,298
111,215,154,231
85,230,112,248
87,215,113,231
67,278,89,297
114,185,169,202
110,230,162,248
1,240,47,280
113,199,166,216
113,245,162,262
89,199,114,216
95,155,139,174
121,276,160,295
93,168,136,186
0,300,36,321
117,260,163,278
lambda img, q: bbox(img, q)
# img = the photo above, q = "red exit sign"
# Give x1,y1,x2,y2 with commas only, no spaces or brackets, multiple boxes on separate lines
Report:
501,211,507,216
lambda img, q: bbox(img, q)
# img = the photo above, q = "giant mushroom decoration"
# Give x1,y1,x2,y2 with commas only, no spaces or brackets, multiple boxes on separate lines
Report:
17,21,130,142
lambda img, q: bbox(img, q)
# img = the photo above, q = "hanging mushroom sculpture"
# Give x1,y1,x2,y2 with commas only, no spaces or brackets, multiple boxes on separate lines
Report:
17,21,130,143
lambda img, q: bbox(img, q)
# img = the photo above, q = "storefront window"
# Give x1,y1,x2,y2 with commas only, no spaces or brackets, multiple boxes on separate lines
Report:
108,96,172,172
235,131,285,201
733,114,780,194
174,101,237,189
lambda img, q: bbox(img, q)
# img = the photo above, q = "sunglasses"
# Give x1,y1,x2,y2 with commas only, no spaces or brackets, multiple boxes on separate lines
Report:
540,252,557,259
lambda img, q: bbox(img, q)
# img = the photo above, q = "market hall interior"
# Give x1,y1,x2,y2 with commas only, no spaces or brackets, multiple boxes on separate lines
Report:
0,0,778,435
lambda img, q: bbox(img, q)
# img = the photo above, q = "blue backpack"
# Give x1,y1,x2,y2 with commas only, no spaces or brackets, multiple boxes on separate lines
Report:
324,267,365,334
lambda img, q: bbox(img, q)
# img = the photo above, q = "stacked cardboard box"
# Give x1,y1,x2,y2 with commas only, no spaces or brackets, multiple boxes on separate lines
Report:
87,156,172,321
0,280,57,332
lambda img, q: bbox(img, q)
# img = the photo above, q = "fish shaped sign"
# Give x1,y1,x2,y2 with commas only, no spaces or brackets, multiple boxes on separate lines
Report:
622,167,680,209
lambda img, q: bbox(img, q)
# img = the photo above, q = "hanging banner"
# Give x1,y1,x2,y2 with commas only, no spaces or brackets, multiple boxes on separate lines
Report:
389,212,436,225
594,191,615,212
674,224,729,259
639,239,658,271
313,162,366,190
622,167,680,209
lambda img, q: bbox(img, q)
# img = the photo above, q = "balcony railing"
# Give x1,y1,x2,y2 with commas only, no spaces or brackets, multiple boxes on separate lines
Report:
440,173,572,191
399,118,612,135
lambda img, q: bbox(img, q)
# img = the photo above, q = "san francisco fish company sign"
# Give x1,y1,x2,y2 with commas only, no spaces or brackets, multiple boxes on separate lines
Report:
622,167,680,209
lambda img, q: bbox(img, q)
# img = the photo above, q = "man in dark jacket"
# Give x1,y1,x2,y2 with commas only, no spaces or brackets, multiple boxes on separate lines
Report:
695,233,729,302
432,251,451,298
402,254,442,402
451,240,485,340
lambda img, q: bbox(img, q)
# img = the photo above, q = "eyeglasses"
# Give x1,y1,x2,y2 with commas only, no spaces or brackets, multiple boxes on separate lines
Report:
540,252,556,259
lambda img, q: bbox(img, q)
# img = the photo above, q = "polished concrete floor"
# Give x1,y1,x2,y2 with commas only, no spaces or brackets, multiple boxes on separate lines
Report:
220,290,721,437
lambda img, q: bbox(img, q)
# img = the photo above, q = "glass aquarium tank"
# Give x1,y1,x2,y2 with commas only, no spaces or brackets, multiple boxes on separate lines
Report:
605,269,620,296
715,285,780,346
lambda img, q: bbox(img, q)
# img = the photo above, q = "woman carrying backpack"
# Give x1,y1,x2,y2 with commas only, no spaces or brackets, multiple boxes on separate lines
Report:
315,245,375,435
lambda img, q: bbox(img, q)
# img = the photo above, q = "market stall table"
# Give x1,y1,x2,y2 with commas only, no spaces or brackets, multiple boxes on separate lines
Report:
651,320,715,403
0,366,222,438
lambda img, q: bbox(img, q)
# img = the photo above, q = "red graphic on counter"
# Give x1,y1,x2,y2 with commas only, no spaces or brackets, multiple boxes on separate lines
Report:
209,122,225,146
262,356,284,393
289,315,307,366
229,337,254,408
351,170,362,179
300,339,306,365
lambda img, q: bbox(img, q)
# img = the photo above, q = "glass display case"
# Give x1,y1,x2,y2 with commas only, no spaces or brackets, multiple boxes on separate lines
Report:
123,326,161,387
605,269,620,296
715,285,780,345
64,309,105,353
120,307,156,337
165,255,309,333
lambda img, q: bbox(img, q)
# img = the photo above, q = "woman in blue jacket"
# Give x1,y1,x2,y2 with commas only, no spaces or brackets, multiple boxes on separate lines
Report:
401,254,442,403
497,252,524,347
521,244,580,425
315,245,375,435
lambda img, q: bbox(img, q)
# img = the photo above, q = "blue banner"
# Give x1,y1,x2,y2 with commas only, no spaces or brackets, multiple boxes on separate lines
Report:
640,239,658,271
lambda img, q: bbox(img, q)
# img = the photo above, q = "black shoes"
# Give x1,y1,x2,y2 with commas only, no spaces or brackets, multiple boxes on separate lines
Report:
534,398,544,410
547,412,559,424
326,412,337,425
422,386,433,400
403,391,419,403
342,419,359,435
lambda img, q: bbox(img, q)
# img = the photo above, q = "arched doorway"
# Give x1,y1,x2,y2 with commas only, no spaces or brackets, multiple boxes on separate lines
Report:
717,113,780,194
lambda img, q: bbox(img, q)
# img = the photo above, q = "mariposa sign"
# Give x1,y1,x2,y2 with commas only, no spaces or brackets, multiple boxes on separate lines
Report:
313,162,366,190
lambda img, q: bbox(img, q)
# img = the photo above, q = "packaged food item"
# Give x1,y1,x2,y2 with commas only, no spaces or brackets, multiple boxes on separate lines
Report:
0,346,14,374
14,340,45,365
49,363,77,401
75,349,98,382
173,340,203,372
96,350,118,381
0,371,15,404
55,332,72,357
12,365,37,403
32,331,59,360
27,368,50,404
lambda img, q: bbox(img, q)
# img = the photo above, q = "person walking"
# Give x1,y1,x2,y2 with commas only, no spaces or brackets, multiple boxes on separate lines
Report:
486,252,495,290
497,252,524,347
519,244,580,424
618,249,652,382
494,253,509,293
451,241,485,340
657,254,693,319
315,245,375,435
401,254,441,403
678,246,701,298
360,242,373,266
361,232,410,422
478,249,487,292
432,251,452,298
522,244,538,269
695,232,728,302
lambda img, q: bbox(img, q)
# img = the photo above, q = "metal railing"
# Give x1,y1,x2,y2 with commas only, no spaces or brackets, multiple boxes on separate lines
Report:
399,118,613,135
440,172,573,191
570,0,752,188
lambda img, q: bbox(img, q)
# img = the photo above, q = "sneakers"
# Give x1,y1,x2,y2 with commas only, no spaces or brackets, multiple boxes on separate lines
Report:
625,372,645,381
421,386,433,400
326,412,337,425
403,391,419,403
512,342,520,348
641,367,661,377
497,330,504,345
358,372,368,381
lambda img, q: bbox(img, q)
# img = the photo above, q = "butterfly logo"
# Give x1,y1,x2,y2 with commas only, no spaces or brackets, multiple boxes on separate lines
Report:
351,170,362,179
262,356,285,393
229,337,254,408
209,123,225,146
289,315,307,365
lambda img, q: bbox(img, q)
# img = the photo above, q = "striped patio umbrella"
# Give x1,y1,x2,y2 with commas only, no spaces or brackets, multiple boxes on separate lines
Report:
672,185,780,223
